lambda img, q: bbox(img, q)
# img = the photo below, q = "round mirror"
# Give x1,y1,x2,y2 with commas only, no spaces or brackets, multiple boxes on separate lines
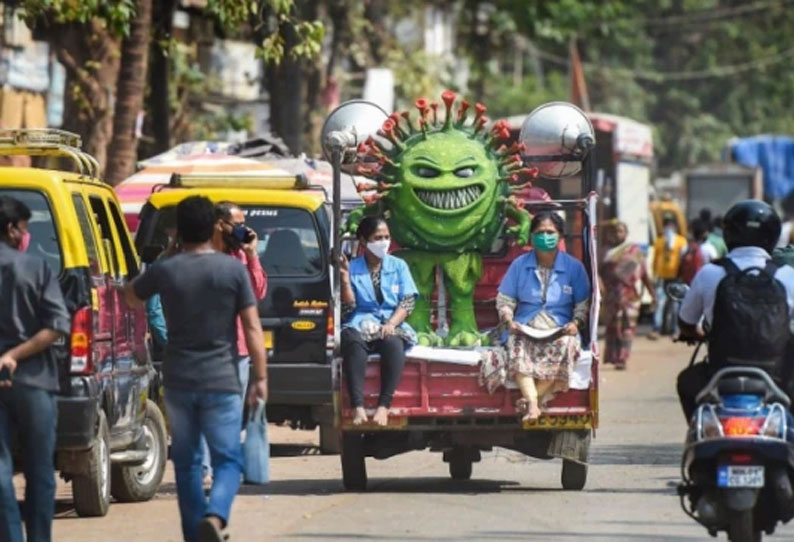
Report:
666,282,690,301
320,100,389,160
519,102,595,178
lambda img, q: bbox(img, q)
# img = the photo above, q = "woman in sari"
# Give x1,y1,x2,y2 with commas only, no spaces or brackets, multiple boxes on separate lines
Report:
600,221,656,370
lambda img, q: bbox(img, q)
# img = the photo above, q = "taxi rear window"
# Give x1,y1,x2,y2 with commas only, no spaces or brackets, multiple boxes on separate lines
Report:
148,205,324,277
0,189,62,273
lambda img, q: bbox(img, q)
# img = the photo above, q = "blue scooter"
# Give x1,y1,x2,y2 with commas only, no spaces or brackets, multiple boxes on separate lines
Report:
678,362,794,541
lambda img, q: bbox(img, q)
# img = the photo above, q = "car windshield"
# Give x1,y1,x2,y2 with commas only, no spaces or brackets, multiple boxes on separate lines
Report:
149,205,323,277
0,189,62,273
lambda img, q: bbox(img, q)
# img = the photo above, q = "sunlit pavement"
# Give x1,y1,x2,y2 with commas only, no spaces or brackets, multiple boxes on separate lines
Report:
28,333,794,541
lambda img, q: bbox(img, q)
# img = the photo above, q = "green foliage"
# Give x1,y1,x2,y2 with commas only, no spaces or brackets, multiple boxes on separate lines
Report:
205,0,325,65
18,0,137,37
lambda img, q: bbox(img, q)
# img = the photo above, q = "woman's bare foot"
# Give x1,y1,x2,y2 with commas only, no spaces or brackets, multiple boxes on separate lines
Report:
372,406,390,426
521,403,542,422
352,407,368,425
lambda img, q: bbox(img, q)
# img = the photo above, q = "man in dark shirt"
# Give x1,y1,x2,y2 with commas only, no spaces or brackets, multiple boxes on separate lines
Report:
125,196,267,542
0,196,70,542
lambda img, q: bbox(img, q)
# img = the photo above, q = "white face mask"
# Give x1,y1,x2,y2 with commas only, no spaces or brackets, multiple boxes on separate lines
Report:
366,239,390,260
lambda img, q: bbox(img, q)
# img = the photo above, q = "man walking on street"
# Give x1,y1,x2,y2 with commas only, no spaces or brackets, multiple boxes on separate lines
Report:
0,196,70,542
202,201,267,483
648,216,688,339
126,196,267,542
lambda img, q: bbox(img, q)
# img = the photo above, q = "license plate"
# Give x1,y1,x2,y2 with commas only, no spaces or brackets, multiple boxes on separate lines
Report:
717,465,765,488
263,330,274,349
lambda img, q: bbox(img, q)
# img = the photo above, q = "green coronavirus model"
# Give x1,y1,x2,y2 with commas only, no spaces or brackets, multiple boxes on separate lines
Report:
350,90,536,346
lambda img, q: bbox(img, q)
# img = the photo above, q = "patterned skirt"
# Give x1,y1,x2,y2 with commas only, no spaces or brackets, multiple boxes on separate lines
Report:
479,312,580,396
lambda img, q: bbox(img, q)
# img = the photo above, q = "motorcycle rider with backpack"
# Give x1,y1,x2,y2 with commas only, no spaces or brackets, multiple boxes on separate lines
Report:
676,200,794,421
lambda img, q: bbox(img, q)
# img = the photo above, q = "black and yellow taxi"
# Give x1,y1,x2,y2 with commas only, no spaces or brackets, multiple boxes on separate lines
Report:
0,129,167,516
135,174,336,450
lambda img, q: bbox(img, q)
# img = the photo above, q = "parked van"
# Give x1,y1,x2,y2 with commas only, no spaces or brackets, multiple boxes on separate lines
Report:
135,174,337,451
0,130,167,517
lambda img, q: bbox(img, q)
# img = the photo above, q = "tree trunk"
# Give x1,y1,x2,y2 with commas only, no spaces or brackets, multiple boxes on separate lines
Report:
51,21,121,176
106,0,153,185
149,0,176,155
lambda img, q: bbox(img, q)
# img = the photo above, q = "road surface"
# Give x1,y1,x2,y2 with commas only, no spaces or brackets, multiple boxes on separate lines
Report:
39,335,794,541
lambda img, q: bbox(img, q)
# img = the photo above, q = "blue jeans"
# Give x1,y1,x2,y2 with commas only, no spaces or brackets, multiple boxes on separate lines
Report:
653,281,680,335
0,385,57,542
165,387,243,542
201,356,249,478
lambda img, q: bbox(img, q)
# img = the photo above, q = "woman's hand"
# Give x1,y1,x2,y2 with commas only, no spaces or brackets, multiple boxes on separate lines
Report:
381,321,396,338
339,253,350,281
506,320,522,334
563,322,579,336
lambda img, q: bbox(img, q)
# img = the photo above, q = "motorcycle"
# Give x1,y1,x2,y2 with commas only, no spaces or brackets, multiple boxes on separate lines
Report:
668,284,794,541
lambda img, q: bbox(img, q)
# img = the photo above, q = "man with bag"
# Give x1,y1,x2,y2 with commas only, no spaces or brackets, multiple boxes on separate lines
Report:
676,200,794,421
125,196,267,542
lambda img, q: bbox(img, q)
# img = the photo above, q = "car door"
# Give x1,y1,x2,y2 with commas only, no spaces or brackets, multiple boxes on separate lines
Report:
70,190,114,385
87,193,138,444
106,196,148,436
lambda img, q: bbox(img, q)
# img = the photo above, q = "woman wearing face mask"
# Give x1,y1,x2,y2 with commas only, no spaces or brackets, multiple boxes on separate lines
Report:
340,216,418,426
494,211,591,421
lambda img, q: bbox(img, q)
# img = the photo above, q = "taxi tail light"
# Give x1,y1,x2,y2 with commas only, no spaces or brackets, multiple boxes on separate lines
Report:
69,307,93,374
327,313,334,349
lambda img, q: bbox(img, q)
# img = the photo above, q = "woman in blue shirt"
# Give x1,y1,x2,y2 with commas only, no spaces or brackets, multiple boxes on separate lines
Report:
340,216,418,427
496,211,591,421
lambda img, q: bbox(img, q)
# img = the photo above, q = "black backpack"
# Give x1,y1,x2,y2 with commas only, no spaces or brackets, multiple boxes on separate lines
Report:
709,259,790,381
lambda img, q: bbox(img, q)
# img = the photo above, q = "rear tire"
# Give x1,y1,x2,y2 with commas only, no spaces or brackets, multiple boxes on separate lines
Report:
561,459,588,491
72,411,111,517
727,510,760,542
341,432,367,491
111,400,167,502
319,423,340,455
449,457,473,480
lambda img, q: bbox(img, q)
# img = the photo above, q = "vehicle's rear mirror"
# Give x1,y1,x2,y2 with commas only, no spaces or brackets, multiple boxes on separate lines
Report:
141,244,165,265
666,282,689,301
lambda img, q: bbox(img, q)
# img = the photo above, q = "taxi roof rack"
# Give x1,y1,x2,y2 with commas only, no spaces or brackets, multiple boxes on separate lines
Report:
170,172,313,191
0,129,101,179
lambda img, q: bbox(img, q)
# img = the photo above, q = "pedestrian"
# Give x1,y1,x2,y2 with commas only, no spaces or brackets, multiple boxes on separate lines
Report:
600,221,656,369
0,196,70,542
200,201,267,483
648,216,687,339
699,208,728,258
125,196,267,542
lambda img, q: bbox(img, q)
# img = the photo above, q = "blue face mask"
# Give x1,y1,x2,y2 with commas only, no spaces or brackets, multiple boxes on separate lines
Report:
532,232,559,252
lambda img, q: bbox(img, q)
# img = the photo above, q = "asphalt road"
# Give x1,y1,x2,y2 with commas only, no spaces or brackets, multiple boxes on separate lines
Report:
43,335,794,541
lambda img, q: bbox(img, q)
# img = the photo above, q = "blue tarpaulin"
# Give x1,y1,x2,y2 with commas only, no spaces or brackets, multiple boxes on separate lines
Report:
731,135,794,200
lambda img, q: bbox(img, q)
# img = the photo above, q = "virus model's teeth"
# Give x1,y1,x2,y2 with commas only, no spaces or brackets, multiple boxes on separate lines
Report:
416,186,484,210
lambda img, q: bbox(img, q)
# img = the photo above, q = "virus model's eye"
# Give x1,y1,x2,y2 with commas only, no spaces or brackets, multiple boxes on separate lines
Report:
454,167,475,178
415,166,440,178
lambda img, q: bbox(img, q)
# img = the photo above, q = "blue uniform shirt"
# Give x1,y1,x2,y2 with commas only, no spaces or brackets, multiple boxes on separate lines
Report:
498,250,591,327
343,254,418,344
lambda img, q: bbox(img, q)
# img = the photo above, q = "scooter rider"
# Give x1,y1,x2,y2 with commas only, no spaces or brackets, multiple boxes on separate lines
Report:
676,200,794,421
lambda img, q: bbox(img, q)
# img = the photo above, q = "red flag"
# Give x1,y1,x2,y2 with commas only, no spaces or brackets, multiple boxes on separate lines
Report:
569,40,590,111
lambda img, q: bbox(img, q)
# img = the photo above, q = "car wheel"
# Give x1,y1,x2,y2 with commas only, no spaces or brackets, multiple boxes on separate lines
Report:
319,423,340,455
72,410,111,517
111,400,167,502
448,457,473,480
561,459,588,491
341,432,367,491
